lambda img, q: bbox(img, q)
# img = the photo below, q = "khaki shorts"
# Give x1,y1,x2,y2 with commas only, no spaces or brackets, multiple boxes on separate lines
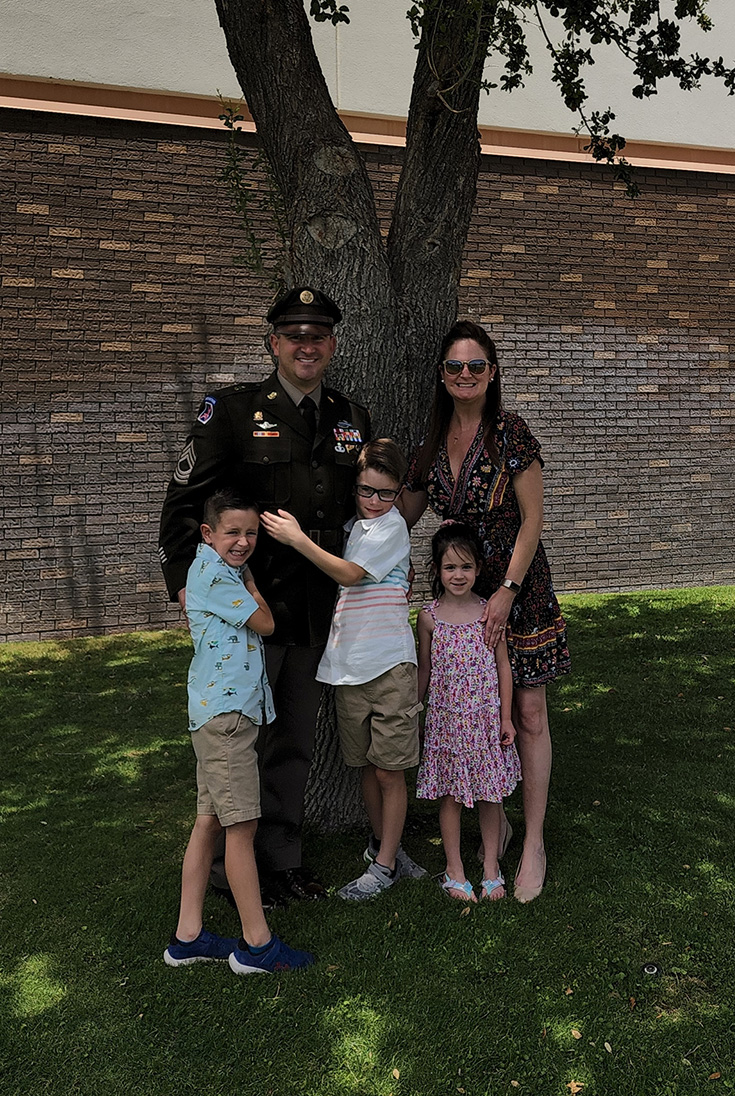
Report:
191,711,260,826
335,663,422,771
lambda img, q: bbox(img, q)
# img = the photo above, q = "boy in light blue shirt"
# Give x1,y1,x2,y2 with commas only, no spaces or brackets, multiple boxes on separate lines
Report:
164,490,313,975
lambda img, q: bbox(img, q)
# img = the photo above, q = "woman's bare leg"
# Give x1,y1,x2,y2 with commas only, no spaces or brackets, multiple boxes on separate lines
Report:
512,685,551,902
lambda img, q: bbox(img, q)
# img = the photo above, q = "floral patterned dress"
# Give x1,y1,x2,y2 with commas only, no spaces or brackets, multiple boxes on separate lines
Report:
407,411,571,688
416,601,521,808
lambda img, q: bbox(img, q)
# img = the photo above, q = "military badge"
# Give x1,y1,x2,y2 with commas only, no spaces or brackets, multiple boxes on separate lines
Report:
267,391,278,400
300,289,314,304
253,411,264,422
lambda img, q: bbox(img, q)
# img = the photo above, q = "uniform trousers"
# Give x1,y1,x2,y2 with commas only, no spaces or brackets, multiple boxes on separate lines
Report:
255,643,325,871
209,643,325,888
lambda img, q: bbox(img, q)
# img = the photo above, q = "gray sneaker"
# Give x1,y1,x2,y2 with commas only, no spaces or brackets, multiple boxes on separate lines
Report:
363,838,429,880
338,860,396,901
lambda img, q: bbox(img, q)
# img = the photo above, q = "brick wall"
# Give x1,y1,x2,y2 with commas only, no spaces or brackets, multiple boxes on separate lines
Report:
1,108,733,641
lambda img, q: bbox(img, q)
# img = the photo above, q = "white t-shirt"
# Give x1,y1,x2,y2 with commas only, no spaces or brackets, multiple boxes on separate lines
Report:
316,506,416,686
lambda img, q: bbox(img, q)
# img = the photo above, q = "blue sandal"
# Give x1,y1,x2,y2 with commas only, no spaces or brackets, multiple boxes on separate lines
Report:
481,872,506,900
441,874,476,902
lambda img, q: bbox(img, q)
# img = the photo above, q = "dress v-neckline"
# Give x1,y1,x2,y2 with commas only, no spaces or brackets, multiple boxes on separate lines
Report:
445,423,484,508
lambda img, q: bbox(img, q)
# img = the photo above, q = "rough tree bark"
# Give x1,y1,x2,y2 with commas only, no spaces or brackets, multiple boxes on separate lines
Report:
214,0,492,449
213,0,495,829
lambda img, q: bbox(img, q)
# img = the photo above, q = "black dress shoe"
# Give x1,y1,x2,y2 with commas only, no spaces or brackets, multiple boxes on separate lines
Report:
267,867,328,903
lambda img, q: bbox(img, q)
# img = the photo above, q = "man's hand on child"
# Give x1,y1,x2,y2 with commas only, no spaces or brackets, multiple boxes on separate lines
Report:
261,509,304,548
500,719,517,746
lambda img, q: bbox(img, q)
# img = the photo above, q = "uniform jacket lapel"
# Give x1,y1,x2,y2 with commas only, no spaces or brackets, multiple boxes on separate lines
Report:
258,373,312,442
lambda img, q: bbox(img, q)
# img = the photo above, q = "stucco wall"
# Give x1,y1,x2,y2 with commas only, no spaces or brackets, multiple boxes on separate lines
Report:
2,0,735,149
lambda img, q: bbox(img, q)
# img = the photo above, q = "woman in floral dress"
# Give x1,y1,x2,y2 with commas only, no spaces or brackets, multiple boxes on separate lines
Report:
402,320,570,903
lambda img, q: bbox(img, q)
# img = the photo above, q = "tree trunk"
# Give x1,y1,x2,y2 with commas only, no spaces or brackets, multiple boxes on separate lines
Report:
213,0,491,828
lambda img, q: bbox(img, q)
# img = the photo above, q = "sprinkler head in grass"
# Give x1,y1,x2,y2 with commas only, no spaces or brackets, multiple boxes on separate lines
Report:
641,963,662,977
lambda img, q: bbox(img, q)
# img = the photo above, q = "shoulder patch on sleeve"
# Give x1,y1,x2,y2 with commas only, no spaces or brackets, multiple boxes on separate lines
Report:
197,396,217,425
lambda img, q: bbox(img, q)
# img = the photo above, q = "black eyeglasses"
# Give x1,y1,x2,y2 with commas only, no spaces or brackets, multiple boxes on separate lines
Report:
442,359,491,375
354,484,401,502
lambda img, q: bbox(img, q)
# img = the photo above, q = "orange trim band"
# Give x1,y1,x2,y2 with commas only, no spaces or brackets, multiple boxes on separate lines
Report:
2,74,735,174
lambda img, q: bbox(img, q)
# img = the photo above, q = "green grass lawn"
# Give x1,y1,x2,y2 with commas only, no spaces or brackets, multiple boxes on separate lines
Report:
1,587,734,1096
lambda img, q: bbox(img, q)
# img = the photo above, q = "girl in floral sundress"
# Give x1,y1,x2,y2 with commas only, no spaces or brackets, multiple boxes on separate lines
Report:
417,522,521,902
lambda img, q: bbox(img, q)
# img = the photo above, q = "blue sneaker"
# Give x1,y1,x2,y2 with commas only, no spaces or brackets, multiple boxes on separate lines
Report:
164,928,238,967
228,935,315,975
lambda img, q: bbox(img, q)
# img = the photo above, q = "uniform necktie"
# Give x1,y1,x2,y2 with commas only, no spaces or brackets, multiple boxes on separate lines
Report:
300,395,317,440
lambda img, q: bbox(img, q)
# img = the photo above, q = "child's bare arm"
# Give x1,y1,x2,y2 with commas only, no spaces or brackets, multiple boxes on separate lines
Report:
495,634,517,745
242,567,275,636
260,509,366,586
416,609,434,702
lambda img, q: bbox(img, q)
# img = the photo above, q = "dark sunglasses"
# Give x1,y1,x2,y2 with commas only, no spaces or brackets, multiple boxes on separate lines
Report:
354,484,401,502
442,358,490,375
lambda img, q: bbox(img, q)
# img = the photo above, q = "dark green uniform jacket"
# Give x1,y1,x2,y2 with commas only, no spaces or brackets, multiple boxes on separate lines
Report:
159,373,370,646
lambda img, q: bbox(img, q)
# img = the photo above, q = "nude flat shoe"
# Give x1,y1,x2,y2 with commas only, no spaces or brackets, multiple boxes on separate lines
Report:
514,849,546,904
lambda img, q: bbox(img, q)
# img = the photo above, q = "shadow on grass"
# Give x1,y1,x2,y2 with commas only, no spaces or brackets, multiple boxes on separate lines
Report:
1,590,734,1096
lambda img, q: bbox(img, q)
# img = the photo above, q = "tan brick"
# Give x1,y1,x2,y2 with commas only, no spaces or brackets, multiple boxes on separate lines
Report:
234,316,262,325
648,459,670,467
100,240,131,250
594,300,616,309
40,568,74,579
52,268,84,279
2,276,35,287
635,217,656,225
691,473,712,482
594,351,616,359
116,433,148,442
637,384,659,392
592,232,614,240
51,413,83,423
637,335,659,343
646,260,668,268
131,283,162,293
101,342,131,351
500,190,524,200
19,455,52,465
53,495,82,505
144,212,174,221
49,227,81,237
501,245,525,253
157,142,188,153
676,203,698,211
162,324,193,333
561,273,583,282
175,253,206,264
637,285,658,293
536,185,559,193
17,202,49,214
112,190,145,200
48,143,80,154
698,253,719,262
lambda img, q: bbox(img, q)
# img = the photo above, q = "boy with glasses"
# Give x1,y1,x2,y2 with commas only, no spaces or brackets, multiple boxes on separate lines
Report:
261,440,426,899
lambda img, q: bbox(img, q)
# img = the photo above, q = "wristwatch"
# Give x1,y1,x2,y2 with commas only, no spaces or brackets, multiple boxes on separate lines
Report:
501,578,521,593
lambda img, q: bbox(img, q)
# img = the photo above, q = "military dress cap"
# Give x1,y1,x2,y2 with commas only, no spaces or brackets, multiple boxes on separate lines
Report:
267,286,343,329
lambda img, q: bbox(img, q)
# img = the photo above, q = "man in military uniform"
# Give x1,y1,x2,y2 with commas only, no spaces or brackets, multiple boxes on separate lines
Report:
159,287,370,904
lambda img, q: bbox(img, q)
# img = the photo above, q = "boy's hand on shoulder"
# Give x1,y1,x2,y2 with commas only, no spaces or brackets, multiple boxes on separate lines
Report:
260,509,305,548
500,719,517,746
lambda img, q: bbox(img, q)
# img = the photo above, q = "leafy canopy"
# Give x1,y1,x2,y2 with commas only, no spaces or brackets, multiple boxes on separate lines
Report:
309,0,735,194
